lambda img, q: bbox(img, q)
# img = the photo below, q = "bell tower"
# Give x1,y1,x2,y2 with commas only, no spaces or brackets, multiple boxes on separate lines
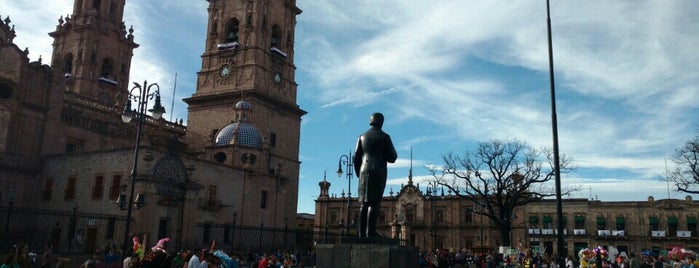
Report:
184,0,305,156
49,0,139,106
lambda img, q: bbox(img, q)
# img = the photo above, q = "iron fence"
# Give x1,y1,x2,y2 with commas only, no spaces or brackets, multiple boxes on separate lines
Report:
0,206,363,256
0,205,127,255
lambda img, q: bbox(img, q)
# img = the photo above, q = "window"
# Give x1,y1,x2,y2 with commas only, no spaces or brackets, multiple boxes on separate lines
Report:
108,1,116,18
92,0,101,10
543,216,553,229
616,216,625,231
203,222,211,243
271,25,282,47
63,54,74,73
596,216,606,230
100,58,114,78
688,217,697,236
328,210,338,225
574,215,585,229
109,175,121,199
269,133,276,147
225,18,240,43
461,207,474,225
92,175,104,199
223,225,230,244
260,190,267,209
405,207,415,223
529,216,539,229
66,137,84,153
435,208,445,224
65,177,77,200
106,217,116,239
43,178,53,201
208,185,217,206
668,216,678,236
649,217,659,231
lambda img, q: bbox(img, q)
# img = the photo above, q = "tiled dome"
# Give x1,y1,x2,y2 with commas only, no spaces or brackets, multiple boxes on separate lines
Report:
214,121,263,148
235,100,251,110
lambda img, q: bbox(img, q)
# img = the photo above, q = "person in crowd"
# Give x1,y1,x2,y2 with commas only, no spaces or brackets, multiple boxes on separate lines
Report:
40,246,52,268
80,254,100,268
1,254,19,268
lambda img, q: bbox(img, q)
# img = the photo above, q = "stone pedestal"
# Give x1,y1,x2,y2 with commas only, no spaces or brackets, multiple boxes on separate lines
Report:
316,237,419,268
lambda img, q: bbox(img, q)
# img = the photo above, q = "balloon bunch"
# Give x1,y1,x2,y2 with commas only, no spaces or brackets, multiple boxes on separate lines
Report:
668,247,684,261
133,236,144,260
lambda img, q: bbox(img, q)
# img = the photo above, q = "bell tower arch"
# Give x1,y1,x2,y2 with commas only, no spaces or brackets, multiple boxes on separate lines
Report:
49,0,139,106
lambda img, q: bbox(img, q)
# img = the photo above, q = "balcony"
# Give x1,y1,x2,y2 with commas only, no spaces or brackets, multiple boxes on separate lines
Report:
677,231,692,238
542,229,554,235
611,230,625,236
98,76,118,85
597,230,612,236
651,231,666,237
528,229,541,235
554,229,568,235
198,198,222,211
217,41,239,51
574,229,586,235
270,47,287,58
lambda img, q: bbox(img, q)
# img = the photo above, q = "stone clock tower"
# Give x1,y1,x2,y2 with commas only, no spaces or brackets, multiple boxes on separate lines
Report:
49,0,138,105
184,0,305,226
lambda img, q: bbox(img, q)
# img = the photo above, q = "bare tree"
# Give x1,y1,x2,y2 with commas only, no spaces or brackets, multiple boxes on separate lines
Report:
428,139,576,246
670,134,699,194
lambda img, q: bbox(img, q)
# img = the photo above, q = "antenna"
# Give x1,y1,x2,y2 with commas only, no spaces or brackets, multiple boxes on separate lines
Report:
665,158,671,199
169,73,177,122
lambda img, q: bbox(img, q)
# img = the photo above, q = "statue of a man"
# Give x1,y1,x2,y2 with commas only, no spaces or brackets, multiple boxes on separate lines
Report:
353,112,397,237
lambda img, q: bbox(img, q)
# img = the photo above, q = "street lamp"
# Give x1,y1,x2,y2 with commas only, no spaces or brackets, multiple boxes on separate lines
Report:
336,151,353,236
232,212,238,249
3,185,16,240
118,80,164,255
425,185,437,251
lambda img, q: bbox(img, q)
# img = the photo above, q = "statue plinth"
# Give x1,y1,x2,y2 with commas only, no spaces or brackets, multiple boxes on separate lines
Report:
316,236,419,268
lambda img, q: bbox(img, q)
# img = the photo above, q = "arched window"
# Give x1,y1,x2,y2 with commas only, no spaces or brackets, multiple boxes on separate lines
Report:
100,58,114,78
225,18,240,43
109,1,117,18
63,53,74,74
271,24,282,48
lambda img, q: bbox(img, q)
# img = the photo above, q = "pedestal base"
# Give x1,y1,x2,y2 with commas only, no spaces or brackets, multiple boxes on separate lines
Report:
316,238,419,268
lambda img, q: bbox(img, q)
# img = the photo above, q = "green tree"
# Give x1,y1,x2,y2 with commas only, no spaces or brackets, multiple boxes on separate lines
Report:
429,139,576,246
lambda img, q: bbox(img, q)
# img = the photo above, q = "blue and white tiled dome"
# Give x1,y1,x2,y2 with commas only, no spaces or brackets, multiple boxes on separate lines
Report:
213,99,263,148
214,122,263,148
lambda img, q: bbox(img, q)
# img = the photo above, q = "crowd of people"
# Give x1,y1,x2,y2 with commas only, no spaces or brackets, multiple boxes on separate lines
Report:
4,239,698,268
413,247,699,268
0,239,316,268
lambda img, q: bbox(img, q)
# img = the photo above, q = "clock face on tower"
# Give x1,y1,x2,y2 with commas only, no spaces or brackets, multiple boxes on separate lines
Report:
273,71,282,84
219,64,231,78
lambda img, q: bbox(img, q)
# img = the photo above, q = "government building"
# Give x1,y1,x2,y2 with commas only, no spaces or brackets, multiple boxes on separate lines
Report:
0,0,304,253
315,172,699,257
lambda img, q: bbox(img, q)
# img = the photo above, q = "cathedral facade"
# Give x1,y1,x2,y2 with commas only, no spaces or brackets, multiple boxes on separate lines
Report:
0,0,304,253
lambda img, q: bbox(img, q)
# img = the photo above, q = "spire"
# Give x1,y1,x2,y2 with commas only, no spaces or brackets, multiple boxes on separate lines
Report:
408,147,413,185
318,170,331,199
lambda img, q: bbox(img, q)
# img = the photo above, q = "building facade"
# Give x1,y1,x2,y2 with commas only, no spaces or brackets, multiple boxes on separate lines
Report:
0,0,304,253
315,174,699,257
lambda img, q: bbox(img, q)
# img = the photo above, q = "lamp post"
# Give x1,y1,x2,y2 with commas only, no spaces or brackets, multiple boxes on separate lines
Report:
117,80,164,255
425,185,437,251
3,186,16,240
336,151,353,236
231,212,237,249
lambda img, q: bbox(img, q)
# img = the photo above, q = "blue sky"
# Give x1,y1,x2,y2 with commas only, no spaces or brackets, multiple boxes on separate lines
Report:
3,1,698,214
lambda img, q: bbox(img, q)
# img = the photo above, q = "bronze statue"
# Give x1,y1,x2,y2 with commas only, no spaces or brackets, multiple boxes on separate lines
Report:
353,112,397,237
